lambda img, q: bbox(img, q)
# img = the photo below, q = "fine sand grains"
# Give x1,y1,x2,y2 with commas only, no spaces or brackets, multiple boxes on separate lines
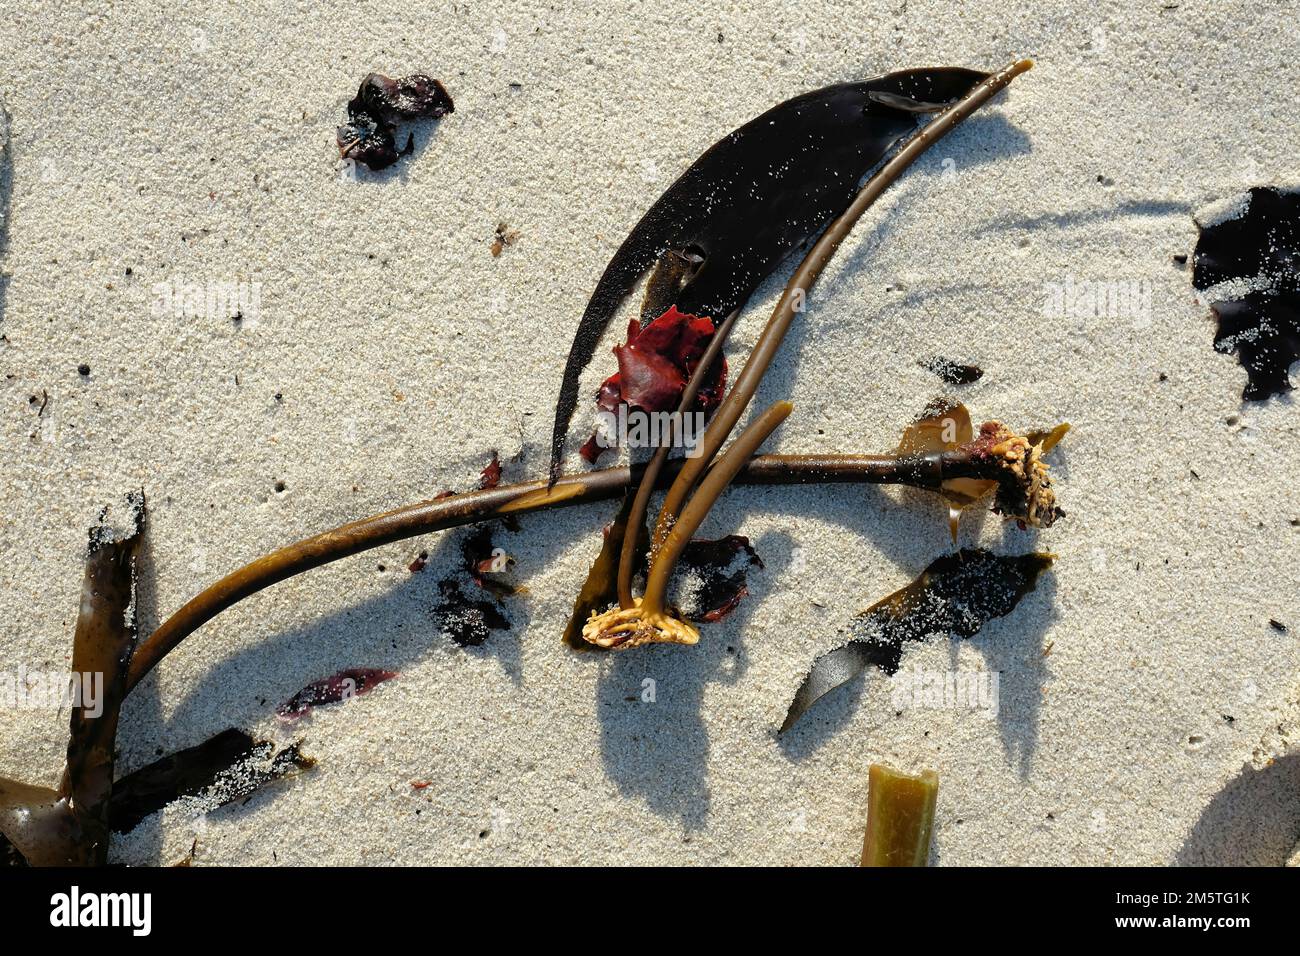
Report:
0,0,1297,865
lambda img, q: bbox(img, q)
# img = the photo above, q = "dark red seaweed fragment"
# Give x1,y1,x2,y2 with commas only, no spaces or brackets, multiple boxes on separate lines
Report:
581,306,728,463
477,450,503,490
780,549,1052,734
277,668,399,719
675,535,764,622
547,66,991,482
338,72,454,171
1193,186,1300,400
353,73,454,122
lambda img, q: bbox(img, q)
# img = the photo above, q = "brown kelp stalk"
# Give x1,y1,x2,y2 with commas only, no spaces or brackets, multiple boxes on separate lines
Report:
584,401,793,648
123,443,1044,690
616,307,740,609
595,58,1036,643
0,493,145,866
648,59,1034,557
860,764,939,867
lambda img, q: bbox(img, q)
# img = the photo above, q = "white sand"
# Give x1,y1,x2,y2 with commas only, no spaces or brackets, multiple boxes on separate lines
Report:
1,0,1298,866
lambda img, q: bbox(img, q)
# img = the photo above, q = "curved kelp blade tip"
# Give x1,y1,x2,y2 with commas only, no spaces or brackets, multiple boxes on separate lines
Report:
547,66,991,482
779,549,1052,734
562,489,650,650
0,491,146,866
1193,186,1300,400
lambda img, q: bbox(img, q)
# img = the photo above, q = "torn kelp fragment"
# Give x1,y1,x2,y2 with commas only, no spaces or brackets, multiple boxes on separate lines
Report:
109,729,253,832
562,490,649,650
919,356,984,385
548,66,990,481
354,73,454,122
674,535,764,622
897,400,1067,539
0,491,145,865
157,739,314,825
277,668,399,720
108,728,313,832
580,306,727,464
1193,186,1300,399
860,764,939,867
779,549,1052,734
432,579,510,647
337,72,454,171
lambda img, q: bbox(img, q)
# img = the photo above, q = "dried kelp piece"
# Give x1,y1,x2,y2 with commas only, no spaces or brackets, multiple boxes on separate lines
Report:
562,490,649,650
216,741,314,805
0,491,145,866
548,66,991,481
675,535,764,622
277,668,399,720
919,355,983,385
337,72,454,171
432,579,510,647
779,549,1052,734
109,729,252,832
581,306,728,463
146,737,314,825
897,400,996,541
353,73,454,122
60,491,146,863
1193,186,1300,399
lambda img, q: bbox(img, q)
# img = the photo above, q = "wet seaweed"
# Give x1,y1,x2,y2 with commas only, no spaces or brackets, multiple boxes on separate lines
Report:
0,491,145,865
779,549,1053,734
547,67,991,482
108,728,313,832
337,72,454,171
277,668,399,720
1193,186,1300,399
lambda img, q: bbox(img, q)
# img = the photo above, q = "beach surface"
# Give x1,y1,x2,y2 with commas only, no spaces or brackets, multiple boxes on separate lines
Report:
1,0,1297,865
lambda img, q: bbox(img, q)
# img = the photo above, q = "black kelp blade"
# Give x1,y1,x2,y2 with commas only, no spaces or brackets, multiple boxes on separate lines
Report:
1193,186,1300,400
549,66,991,482
109,729,314,834
109,729,256,833
780,549,1052,734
